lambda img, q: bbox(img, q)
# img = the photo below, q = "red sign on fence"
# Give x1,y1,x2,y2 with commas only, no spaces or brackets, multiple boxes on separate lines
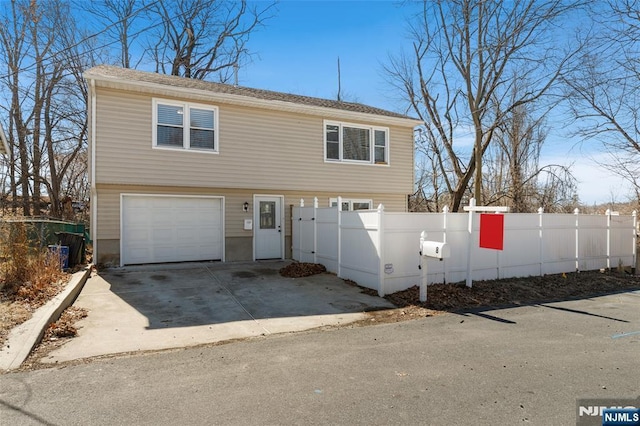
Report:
479,213,504,250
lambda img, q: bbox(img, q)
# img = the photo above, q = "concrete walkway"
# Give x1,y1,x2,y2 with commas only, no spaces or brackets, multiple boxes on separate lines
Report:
42,261,394,363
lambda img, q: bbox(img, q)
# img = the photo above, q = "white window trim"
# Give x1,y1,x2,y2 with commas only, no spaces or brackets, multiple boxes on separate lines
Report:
329,198,374,211
152,98,219,153
323,120,390,165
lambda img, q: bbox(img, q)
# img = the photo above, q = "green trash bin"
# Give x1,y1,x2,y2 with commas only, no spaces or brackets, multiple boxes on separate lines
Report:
55,232,85,267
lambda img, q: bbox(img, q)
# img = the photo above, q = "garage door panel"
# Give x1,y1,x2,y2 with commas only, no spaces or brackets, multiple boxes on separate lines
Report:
122,195,223,265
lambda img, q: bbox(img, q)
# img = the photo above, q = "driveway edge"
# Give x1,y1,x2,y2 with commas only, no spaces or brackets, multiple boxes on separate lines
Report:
0,266,91,372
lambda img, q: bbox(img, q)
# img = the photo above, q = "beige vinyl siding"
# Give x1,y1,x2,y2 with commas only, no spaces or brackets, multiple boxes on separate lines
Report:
94,88,414,196
96,184,406,241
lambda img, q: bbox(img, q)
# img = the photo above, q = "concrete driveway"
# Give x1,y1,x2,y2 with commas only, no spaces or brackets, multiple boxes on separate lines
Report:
43,261,394,363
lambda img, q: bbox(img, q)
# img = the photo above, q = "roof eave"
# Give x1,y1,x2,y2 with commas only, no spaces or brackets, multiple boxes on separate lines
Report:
83,71,423,128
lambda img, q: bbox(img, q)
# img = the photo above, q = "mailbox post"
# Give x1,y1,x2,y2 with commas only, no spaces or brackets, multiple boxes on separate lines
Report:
419,231,450,302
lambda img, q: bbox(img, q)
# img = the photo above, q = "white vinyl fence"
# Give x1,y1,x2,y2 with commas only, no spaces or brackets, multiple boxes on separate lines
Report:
292,198,638,296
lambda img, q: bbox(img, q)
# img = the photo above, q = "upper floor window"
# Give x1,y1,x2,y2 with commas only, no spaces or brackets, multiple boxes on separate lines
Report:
329,198,373,211
325,121,388,164
153,99,218,152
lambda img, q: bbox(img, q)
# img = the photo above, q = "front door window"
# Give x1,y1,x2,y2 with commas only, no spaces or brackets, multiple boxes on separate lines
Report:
260,201,276,229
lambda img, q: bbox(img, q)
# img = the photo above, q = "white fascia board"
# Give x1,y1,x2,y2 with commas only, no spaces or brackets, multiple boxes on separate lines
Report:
83,72,423,128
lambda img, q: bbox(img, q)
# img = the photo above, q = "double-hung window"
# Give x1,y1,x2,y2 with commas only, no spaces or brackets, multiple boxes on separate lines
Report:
325,121,388,164
153,99,218,152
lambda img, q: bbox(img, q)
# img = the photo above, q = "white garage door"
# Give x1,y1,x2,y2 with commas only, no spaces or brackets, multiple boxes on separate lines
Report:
121,195,223,265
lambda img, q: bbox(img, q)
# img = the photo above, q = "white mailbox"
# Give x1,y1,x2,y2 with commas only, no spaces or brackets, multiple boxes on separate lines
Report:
419,231,451,302
421,240,450,260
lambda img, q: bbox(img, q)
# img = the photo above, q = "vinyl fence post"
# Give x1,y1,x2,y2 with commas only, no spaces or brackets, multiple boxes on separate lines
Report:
633,210,637,274
377,204,385,297
574,208,580,272
538,207,544,276
337,196,342,278
442,205,449,284
297,198,304,262
606,209,611,271
466,198,476,287
313,197,318,264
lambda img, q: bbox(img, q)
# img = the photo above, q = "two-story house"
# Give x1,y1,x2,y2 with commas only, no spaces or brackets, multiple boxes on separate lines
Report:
84,65,420,266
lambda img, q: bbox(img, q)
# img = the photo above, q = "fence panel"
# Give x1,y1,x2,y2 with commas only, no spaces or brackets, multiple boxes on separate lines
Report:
316,207,338,272
440,213,470,284
610,214,635,269
292,206,316,263
291,200,637,296
382,213,446,294
577,215,607,271
500,214,542,278
339,210,380,291
541,214,577,274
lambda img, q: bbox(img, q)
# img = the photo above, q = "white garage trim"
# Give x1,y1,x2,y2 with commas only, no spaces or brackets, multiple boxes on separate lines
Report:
120,194,225,266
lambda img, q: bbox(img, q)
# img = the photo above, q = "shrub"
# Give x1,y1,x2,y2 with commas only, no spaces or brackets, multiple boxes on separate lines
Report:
0,221,66,303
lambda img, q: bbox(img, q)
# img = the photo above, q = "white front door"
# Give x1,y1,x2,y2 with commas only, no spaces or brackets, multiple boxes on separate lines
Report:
254,196,283,259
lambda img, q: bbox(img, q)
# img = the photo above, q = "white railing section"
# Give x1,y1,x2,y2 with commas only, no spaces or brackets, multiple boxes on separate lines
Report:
292,198,638,296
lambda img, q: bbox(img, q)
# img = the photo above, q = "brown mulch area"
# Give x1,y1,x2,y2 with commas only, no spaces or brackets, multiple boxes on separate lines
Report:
282,262,640,325
280,262,327,278
386,270,640,311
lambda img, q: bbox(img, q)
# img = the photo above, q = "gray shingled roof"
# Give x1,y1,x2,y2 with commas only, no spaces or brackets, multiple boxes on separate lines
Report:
85,65,416,121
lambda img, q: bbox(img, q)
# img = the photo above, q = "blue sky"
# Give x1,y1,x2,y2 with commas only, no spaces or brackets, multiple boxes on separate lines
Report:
235,1,631,206
240,0,411,111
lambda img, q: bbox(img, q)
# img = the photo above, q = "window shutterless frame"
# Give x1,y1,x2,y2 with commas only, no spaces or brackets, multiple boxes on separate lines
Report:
323,120,389,165
152,98,219,153
329,197,373,211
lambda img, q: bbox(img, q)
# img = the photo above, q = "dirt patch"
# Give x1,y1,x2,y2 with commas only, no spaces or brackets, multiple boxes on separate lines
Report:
281,263,640,325
351,270,640,325
20,306,88,370
280,262,327,278
0,278,67,349
385,270,640,311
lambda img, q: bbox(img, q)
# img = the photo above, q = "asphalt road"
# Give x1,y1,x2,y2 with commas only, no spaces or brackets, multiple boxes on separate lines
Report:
1,290,639,425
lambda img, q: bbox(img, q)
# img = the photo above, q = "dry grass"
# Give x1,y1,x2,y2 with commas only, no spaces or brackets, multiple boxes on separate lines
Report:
0,222,68,348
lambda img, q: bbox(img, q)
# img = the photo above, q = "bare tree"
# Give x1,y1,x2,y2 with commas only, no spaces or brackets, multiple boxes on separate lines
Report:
147,0,276,81
386,0,583,211
483,79,577,212
564,0,640,204
0,0,39,215
82,0,148,69
0,0,95,218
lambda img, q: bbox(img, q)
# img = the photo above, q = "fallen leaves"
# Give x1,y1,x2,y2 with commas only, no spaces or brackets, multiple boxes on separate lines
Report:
384,270,640,311
279,262,327,278
44,306,88,340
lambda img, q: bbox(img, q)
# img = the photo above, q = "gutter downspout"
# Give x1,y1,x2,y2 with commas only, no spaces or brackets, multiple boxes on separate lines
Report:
89,78,98,265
